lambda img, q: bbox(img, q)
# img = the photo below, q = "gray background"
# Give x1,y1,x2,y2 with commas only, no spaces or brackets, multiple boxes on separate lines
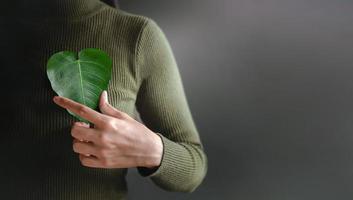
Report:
117,0,353,199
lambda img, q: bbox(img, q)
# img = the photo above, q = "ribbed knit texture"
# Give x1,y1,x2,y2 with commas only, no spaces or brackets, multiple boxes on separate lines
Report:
0,0,207,199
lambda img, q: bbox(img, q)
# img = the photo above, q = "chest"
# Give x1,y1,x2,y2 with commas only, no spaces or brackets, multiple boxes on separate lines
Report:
2,21,140,121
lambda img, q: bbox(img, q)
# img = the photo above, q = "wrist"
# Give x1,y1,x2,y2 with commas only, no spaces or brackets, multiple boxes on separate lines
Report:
143,131,163,168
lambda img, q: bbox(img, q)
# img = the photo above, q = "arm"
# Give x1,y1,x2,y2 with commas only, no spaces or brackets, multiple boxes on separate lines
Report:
134,18,208,192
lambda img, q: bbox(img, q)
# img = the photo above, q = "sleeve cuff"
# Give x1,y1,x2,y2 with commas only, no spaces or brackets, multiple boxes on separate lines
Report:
137,132,165,177
137,132,207,192
137,132,189,179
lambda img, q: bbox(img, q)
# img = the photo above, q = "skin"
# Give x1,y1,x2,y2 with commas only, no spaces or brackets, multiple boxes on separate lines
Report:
52,90,163,169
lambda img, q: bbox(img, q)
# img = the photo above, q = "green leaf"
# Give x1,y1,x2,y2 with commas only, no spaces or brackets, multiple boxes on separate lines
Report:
46,48,112,123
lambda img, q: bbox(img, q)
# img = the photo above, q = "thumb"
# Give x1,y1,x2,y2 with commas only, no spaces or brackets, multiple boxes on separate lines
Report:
99,90,125,119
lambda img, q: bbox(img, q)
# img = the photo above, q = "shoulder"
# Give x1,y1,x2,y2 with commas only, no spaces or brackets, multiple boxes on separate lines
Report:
97,5,170,53
94,4,171,79
95,4,168,54
97,4,161,36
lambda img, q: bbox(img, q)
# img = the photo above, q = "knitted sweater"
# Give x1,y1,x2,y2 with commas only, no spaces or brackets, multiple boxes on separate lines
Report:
0,0,207,199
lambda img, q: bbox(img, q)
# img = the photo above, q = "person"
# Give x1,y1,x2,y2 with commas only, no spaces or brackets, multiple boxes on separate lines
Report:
0,0,207,199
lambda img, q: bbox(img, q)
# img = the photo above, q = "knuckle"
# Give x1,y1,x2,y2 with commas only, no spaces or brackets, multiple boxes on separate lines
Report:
101,157,110,167
101,123,110,130
78,106,88,115
79,155,92,167
114,110,124,118
102,103,110,110
70,125,78,135
72,144,77,152
78,154,84,161
105,119,116,129
121,112,130,119
98,134,110,144
79,156,88,166
99,149,108,158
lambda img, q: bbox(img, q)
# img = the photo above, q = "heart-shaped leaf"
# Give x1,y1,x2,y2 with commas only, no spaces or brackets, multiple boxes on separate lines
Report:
46,48,112,123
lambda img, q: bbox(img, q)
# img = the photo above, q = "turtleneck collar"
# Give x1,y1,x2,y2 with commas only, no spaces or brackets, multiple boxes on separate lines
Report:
6,0,104,21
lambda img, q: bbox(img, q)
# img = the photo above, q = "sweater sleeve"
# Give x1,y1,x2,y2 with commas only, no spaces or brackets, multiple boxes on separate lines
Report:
134,18,208,192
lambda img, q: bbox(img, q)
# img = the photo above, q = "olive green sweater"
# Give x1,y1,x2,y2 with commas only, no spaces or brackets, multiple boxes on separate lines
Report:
0,0,207,199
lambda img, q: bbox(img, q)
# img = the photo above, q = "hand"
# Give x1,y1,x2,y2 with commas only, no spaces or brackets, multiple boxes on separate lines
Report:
52,91,163,169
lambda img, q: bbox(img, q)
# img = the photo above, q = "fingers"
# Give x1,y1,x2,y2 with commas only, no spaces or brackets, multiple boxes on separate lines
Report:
74,121,94,134
75,121,90,128
78,153,135,169
79,154,102,168
71,122,99,144
99,90,130,120
73,139,99,157
100,102,126,119
53,95,109,127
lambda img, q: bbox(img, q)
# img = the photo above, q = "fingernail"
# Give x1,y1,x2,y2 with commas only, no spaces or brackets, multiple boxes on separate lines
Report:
104,90,108,103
